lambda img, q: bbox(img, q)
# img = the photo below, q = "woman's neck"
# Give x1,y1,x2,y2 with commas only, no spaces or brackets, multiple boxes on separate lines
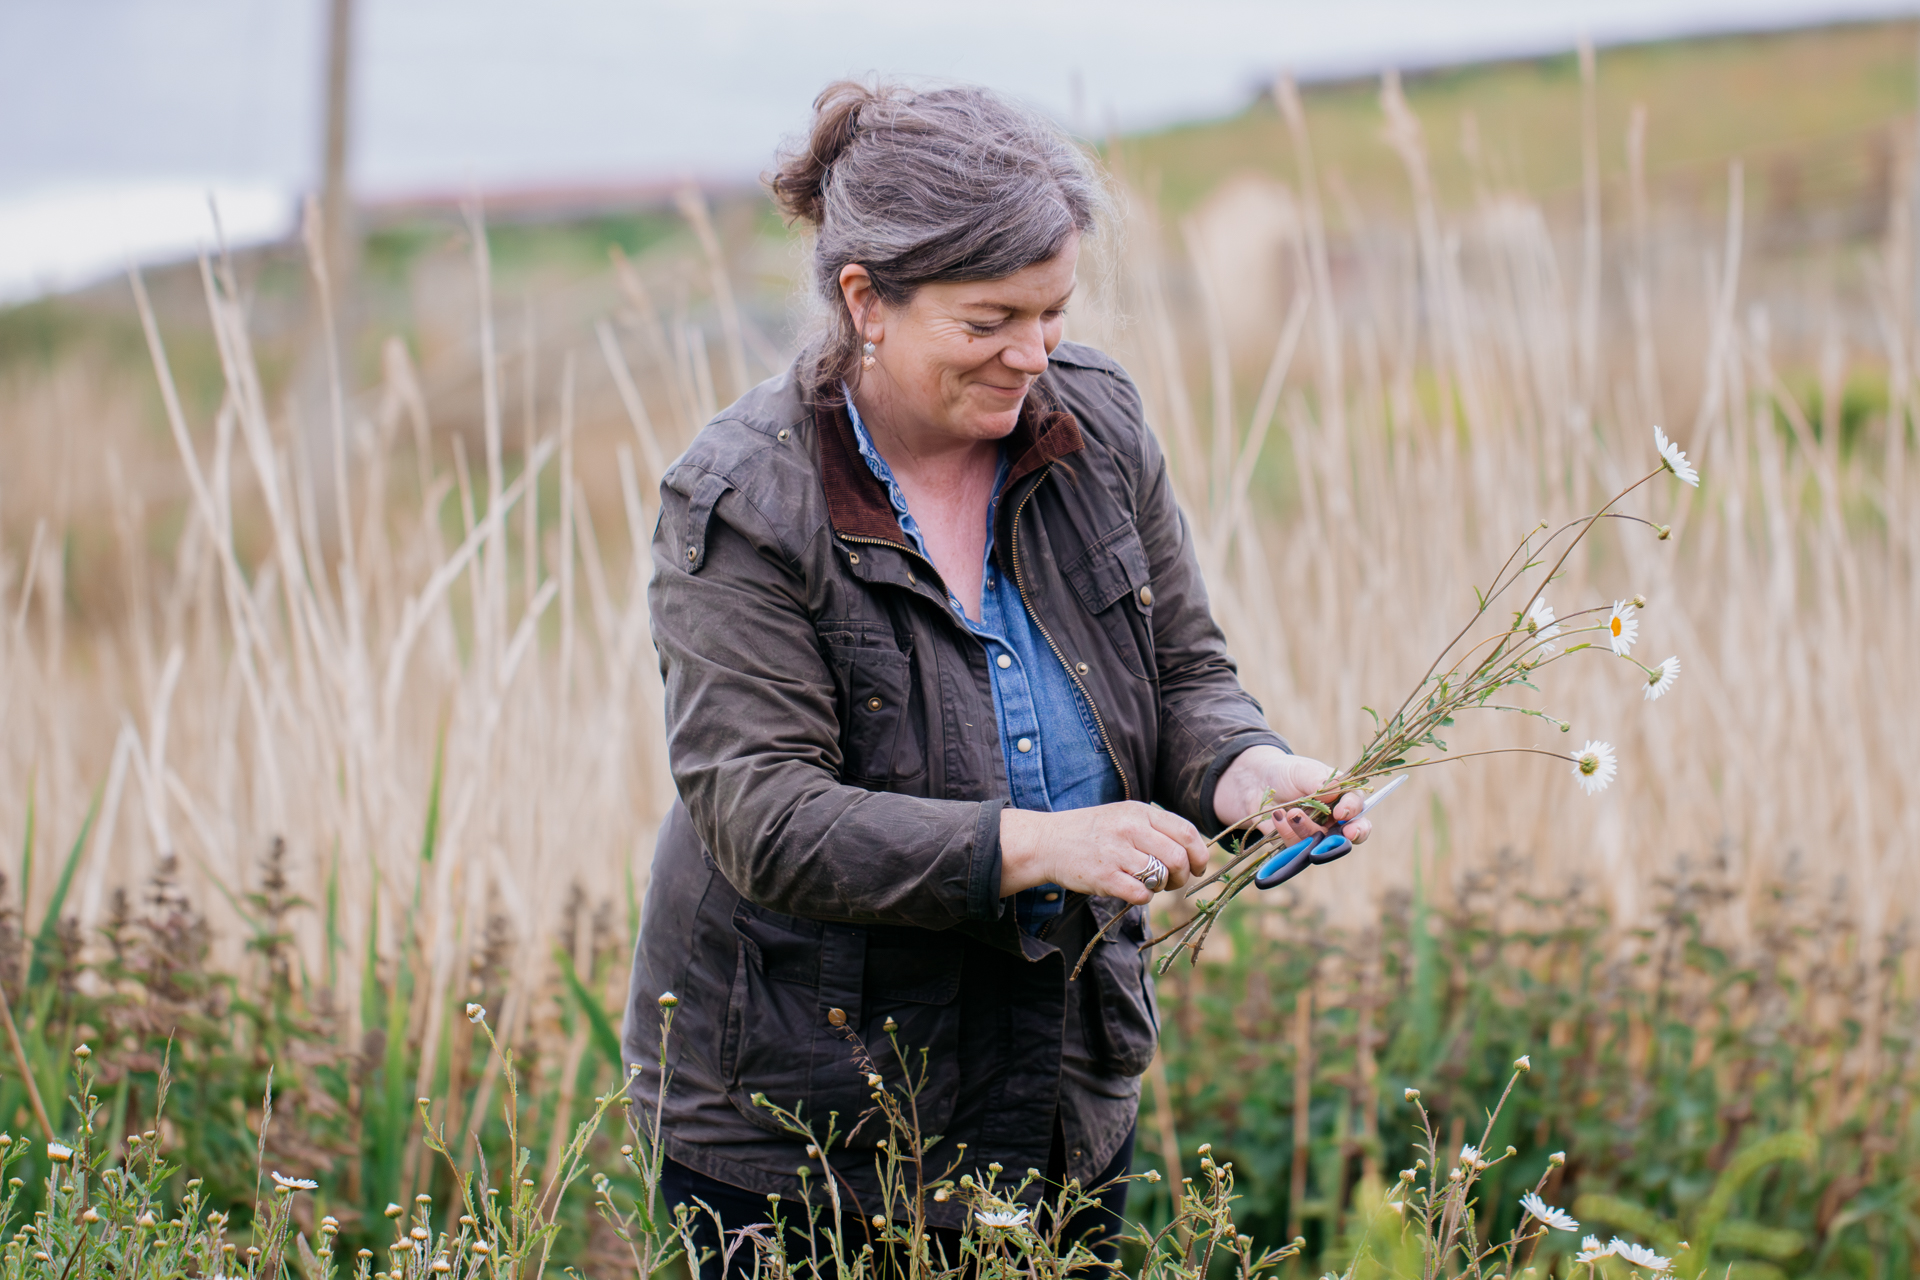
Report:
849,381,1001,495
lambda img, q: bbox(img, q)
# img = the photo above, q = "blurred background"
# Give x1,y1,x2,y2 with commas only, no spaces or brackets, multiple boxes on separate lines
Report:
4,1,1919,1273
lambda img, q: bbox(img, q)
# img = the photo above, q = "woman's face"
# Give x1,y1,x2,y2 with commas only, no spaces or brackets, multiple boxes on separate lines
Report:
841,234,1079,448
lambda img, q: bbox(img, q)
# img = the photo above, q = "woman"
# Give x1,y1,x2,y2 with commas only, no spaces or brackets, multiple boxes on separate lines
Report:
622,80,1371,1272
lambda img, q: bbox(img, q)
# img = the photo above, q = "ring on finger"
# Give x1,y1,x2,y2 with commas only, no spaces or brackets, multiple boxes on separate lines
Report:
1134,855,1169,894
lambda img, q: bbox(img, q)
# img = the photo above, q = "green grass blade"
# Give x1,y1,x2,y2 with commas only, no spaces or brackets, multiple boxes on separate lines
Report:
28,787,98,989
558,948,623,1076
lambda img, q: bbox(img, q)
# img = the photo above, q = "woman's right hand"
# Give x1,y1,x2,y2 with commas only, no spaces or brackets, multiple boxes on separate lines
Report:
999,802,1212,905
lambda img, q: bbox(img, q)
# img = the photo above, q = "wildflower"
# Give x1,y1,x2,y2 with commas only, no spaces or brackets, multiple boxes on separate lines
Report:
136,1212,157,1229
73,1044,92,1060
1607,601,1639,656
1404,1087,1420,1101
1197,1143,1212,1155
933,1188,950,1202
270,1172,319,1191
973,1208,1031,1231
1523,599,1561,642
385,1203,404,1219
81,1208,100,1224
1519,1192,1578,1232
465,1003,487,1024
1644,656,1680,701
1612,1239,1673,1272
657,992,679,1008
1459,1144,1480,1165
1549,1151,1566,1167
46,1142,72,1164
432,1260,452,1274
1575,1237,1613,1263
1572,741,1617,796
1144,1169,1161,1183
1654,426,1700,487
883,1016,898,1032
866,1072,883,1087
1656,524,1672,540
871,1215,885,1228
470,1242,492,1257
1514,1055,1531,1072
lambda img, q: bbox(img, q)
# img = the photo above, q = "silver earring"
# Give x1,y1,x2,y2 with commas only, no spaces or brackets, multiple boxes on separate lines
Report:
862,340,876,371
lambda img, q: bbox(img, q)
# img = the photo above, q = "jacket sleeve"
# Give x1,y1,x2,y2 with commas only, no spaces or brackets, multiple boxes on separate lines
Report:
650,461,1006,927
1129,422,1291,832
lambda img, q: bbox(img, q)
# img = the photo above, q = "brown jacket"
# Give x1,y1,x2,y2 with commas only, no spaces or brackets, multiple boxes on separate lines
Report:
622,343,1287,1225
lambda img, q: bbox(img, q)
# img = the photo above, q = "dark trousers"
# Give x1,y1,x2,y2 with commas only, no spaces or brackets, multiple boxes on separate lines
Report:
661,1123,1136,1280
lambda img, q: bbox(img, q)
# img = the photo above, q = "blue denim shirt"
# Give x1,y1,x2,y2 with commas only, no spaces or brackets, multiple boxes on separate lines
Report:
845,393,1126,933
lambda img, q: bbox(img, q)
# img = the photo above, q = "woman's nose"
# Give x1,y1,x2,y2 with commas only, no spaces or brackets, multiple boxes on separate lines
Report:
1001,321,1050,375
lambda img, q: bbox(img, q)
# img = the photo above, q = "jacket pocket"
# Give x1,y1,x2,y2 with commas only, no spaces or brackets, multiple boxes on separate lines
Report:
1080,898,1160,1078
723,904,963,1147
1062,524,1156,681
824,635,929,789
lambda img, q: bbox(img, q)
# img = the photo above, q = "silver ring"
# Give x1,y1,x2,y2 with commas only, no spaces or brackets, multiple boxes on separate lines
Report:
1134,855,1168,894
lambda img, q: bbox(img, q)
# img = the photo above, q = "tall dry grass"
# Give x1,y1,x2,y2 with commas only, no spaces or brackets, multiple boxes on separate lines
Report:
0,63,1916,1188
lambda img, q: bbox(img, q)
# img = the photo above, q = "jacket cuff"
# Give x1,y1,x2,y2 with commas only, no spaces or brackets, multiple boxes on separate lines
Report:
1196,731,1292,837
968,799,1010,921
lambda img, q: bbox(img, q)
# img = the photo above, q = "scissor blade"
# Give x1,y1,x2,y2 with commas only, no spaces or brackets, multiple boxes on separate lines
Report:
1358,774,1408,816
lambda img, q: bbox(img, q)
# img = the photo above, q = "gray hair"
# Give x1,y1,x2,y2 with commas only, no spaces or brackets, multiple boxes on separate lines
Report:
769,80,1109,394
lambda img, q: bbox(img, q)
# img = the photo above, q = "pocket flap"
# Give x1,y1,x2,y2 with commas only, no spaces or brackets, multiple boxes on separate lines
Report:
1064,524,1151,615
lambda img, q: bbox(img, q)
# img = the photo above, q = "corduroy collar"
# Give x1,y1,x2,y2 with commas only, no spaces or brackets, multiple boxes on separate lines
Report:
815,384,1085,545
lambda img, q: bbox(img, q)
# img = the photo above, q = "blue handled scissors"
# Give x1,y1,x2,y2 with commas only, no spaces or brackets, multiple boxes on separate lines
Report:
1253,775,1407,891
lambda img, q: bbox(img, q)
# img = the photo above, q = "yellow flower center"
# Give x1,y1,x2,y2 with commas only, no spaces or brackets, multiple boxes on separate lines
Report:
1610,617,1623,637
1579,755,1598,776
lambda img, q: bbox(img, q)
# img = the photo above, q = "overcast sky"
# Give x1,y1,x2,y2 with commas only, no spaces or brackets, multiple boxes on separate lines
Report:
3,0,1917,298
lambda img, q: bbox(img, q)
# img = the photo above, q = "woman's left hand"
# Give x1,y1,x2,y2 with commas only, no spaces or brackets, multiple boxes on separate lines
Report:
1213,745,1372,847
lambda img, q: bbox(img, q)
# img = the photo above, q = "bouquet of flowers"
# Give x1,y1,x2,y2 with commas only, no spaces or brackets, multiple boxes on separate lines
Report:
1143,426,1701,974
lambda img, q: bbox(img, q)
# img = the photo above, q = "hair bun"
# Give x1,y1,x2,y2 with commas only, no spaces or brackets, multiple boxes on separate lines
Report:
770,80,889,226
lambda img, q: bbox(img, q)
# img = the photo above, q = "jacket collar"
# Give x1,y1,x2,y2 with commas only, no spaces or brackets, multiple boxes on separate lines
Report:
816,383,1085,545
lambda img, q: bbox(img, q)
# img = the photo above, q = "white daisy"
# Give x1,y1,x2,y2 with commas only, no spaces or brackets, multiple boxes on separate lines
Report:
1575,1236,1614,1263
465,1003,487,1024
270,1171,319,1191
46,1142,73,1163
1459,1143,1481,1166
1518,1191,1578,1232
1643,656,1681,702
1607,600,1639,656
1572,741,1617,796
1522,599,1561,642
973,1207,1031,1231
1612,1239,1673,1272
1653,426,1699,487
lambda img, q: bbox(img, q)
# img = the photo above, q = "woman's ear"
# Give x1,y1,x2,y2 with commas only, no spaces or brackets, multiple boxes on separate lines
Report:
838,263,884,343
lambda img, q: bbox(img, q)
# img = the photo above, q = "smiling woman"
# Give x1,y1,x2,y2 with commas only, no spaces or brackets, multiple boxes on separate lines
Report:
621,79,1370,1280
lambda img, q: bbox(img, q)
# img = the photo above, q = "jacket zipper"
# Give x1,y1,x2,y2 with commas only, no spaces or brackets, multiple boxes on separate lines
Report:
1008,466,1133,804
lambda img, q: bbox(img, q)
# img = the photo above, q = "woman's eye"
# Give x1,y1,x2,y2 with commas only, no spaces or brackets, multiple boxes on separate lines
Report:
964,321,1002,336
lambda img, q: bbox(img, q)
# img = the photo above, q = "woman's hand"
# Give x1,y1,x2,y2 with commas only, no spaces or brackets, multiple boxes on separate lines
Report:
999,802,1211,905
1213,745,1372,847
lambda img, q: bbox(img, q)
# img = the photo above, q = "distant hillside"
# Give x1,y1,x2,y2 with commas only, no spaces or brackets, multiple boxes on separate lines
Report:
1119,17,1918,243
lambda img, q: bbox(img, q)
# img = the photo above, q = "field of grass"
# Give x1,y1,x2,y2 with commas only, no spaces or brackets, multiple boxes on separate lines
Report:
2,16,1919,1278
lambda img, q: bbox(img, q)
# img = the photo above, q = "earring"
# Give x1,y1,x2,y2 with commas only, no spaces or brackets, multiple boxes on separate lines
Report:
862,340,876,371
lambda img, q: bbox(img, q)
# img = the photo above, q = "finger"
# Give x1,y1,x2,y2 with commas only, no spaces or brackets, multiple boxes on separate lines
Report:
1285,756,1335,801
1132,824,1194,885
1144,807,1211,878
1344,816,1373,845
1102,868,1153,905
1332,790,1364,823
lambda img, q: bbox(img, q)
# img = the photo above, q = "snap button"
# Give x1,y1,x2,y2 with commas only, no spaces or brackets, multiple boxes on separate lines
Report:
996,654,1012,669
827,1007,847,1027
907,570,916,585
849,552,860,565
866,697,883,712
1075,661,1089,675
686,545,697,562
1072,1148,1082,1160
1138,585,1154,607
777,428,790,441
1043,891,1059,902
1016,737,1032,753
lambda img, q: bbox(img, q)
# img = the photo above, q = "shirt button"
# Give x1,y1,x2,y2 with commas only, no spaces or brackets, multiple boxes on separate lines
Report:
1016,738,1032,753
827,1007,847,1027
1043,892,1059,902
996,654,1012,669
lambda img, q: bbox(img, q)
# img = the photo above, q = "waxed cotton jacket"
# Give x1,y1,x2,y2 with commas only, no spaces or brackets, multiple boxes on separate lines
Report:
621,342,1288,1228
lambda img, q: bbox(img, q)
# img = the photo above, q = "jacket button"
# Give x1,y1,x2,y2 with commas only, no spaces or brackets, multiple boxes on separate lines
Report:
866,697,883,711
827,1008,847,1027
686,545,697,562
907,570,916,584
849,552,860,565
1076,661,1089,675
778,428,790,441
1138,585,1154,607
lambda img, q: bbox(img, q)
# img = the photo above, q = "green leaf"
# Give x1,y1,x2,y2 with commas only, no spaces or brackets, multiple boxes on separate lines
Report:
559,950,625,1077
28,787,98,990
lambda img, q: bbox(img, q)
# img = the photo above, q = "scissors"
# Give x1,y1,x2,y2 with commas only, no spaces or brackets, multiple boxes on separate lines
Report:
1253,775,1407,891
